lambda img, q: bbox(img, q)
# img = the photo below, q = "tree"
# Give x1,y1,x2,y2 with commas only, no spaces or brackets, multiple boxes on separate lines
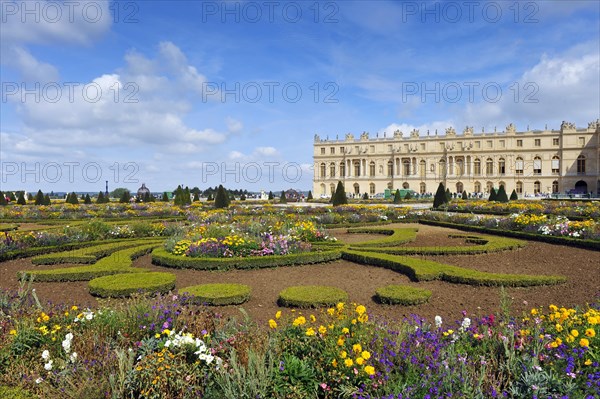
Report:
193,192,200,202
404,191,412,200
8,192,16,201
307,190,313,201
488,188,497,202
433,183,448,209
84,194,92,204
43,194,51,205
362,192,369,200
119,190,131,203
214,185,229,208
207,194,213,201
97,191,105,204
268,191,274,200
34,189,45,205
67,192,79,205
17,191,26,205
445,188,452,201
462,190,468,200
279,190,287,203
110,188,129,199
240,193,246,201
510,189,519,201
162,192,170,202
0,191,7,206
496,185,509,203
332,181,348,206
393,189,402,204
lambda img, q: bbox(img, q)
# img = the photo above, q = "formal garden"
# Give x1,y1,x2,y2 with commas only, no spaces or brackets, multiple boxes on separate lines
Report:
0,197,598,398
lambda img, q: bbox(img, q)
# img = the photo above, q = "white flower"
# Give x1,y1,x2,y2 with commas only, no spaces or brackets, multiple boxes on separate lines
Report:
44,360,53,371
35,378,43,384
70,352,78,363
85,313,93,321
434,315,443,329
41,350,50,360
460,317,471,332
65,332,73,341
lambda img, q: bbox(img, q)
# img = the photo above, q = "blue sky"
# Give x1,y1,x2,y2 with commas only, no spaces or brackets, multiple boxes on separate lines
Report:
1,0,599,193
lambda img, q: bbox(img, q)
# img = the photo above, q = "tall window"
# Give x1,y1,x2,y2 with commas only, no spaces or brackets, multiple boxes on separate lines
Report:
329,163,336,178
515,157,524,175
387,161,393,177
577,155,586,174
403,159,411,176
456,159,464,176
320,163,326,178
516,181,523,194
534,139,541,147
551,156,560,175
339,162,345,177
420,182,426,194
474,181,481,193
534,181,541,194
419,160,426,177
533,156,542,175
369,183,375,195
321,148,325,154
330,147,335,154
552,180,559,193
439,159,446,177
498,158,505,175
486,158,493,176
516,139,523,147
369,161,375,177
474,159,481,175
354,161,360,177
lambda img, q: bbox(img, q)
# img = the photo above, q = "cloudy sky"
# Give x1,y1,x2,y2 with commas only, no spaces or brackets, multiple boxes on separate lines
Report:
1,0,599,193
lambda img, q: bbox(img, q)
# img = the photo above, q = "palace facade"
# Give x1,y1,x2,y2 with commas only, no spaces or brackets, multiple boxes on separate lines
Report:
313,120,600,198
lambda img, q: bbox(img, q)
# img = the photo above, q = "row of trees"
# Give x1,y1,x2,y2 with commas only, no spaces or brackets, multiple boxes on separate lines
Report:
433,183,518,209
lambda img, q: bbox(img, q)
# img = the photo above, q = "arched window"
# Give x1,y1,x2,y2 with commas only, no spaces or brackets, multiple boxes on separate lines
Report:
354,161,361,177
320,163,326,178
387,161,393,177
339,162,345,177
486,181,494,193
456,158,464,176
420,182,426,194
330,184,336,195
516,181,523,194
439,159,446,177
577,155,586,174
456,182,463,193
552,180,559,193
403,159,410,176
329,163,336,178
486,158,493,176
498,158,505,175
419,160,426,177
499,181,505,188
551,156,560,175
369,161,375,177
515,157,524,175
474,181,481,193
320,183,326,196
448,156,454,175
534,181,541,194
387,182,393,190
474,158,481,175
369,183,376,195
353,183,360,195
533,156,542,175
402,182,409,189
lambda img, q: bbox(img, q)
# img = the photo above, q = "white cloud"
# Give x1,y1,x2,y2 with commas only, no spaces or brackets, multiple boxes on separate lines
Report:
254,146,279,157
3,46,59,82
226,117,243,133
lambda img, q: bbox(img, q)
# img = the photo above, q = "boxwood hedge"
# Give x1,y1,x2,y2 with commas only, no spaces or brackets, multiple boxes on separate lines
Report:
342,249,565,287
88,271,176,298
151,247,342,271
375,285,432,305
179,283,251,306
278,285,348,308
347,227,418,247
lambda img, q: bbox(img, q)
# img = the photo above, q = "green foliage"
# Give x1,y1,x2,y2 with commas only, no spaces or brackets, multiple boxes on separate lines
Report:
84,194,92,204
17,191,26,205
496,185,509,203
278,285,348,308
342,250,565,286
462,190,468,199
488,187,497,201
179,284,251,305
280,190,287,204
34,189,45,205
404,191,412,200
433,183,448,209
214,185,230,208
307,190,313,200
119,190,131,203
110,188,129,199
445,188,451,201
375,285,432,305
152,247,342,271
268,191,274,200
88,271,176,298
332,181,348,206
393,189,402,203
43,194,51,205
362,192,369,200
510,189,519,201
96,191,108,204
347,227,418,247
162,192,170,202
0,386,38,399
8,191,17,201
0,191,7,206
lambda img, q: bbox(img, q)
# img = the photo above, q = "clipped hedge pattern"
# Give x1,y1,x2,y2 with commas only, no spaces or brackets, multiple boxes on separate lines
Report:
350,233,525,255
179,284,251,305
342,250,565,287
89,272,176,298
278,285,349,308
151,247,341,271
20,243,160,282
347,227,418,247
31,238,163,265
375,285,432,305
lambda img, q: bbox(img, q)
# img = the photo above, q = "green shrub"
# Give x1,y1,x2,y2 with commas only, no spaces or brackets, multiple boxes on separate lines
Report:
375,285,432,305
89,271,176,298
510,189,519,201
0,191,7,206
278,286,348,308
0,386,38,399
22,243,160,282
496,185,509,203
307,190,313,200
214,185,229,208
342,250,566,287
179,283,251,305
433,183,447,209
332,181,348,206
393,189,402,203
488,188,497,201
34,190,45,205
17,192,26,205
280,190,287,203
151,247,341,271
347,227,418,247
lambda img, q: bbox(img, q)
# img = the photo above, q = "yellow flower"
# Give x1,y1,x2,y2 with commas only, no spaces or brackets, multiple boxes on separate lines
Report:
327,308,335,316
530,308,538,316
337,337,345,346
268,319,277,329
364,365,376,375
351,319,357,325
9,329,17,335
162,329,171,335
555,324,563,332
355,305,366,316
356,357,365,365
306,327,315,336
344,358,354,367
332,359,338,368
358,314,369,323
339,350,347,359
318,325,327,334
293,316,306,326
336,302,344,311
361,351,371,360
342,327,349,334
571,329,579,338
352,343,362,354
565,335,575,343
71,305,78,311
584,359,592,366
155,333,161,338
585,328,595,338
310,315,316,323
580,338,589,348
275,311,282,319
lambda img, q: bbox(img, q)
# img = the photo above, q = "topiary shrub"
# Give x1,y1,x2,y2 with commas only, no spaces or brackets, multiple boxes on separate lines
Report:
332,181,348,206
278,285,348,308
462,190,468,199
280,190,287,203
510,189,518,201
393,189,402,204
34,190,45,205
88,272,176,298
179,283,251,305
488,188,497,201
17,192,26,205
404,191,412,200
0,191,7,206
307,190,313,201
119,190,131,203
433,183,447,209
268,191,274,200
496,185,509,203
214,185,229,208
375,285,432,305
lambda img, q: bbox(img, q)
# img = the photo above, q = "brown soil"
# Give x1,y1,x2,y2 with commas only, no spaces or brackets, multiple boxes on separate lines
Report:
1,223,598,326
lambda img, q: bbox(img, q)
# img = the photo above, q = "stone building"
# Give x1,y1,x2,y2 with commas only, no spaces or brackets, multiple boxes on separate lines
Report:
313,120,600,198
